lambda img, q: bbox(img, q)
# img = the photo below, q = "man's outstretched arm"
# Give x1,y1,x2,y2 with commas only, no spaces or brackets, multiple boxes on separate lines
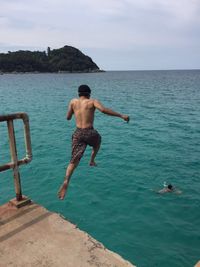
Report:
94,99,129,122
66,100,74,120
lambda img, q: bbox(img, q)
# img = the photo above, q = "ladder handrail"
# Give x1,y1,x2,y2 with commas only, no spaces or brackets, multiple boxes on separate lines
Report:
0,112,32,201
0,113,32,171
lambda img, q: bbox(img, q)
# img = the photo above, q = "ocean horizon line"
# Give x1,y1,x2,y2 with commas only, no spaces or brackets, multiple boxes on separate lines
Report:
106,68,200,72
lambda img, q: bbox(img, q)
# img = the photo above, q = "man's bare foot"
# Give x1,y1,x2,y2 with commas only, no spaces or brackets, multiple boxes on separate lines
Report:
89,161,97,167
58,179,69,200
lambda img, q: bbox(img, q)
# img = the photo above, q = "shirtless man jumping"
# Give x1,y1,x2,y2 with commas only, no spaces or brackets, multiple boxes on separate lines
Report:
58,84,129,200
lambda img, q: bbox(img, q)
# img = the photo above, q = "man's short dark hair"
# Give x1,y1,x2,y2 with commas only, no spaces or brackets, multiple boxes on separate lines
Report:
78,85,91,97
168,184,173,190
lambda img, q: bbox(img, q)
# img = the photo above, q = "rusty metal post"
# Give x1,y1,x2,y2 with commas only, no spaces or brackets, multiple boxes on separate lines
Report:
7,120,22,201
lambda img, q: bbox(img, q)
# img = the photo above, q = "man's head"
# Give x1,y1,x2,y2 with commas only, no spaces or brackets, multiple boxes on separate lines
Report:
78,85,91,98
167,184,173,190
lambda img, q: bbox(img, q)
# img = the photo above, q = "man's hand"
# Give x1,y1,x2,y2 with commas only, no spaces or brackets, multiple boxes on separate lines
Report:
122,115,130,123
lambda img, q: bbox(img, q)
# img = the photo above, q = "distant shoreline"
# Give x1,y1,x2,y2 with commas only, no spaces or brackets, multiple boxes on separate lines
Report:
0,69,105,75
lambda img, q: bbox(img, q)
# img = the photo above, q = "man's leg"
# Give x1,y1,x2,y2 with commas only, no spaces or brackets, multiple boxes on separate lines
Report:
58,161,79,200
89,133,101,166
90,142,101,166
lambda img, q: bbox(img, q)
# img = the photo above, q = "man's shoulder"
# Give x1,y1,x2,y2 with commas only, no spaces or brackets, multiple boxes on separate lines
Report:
90,98,99,103
89,98,96,102
89,98,100,106
70,98,78,104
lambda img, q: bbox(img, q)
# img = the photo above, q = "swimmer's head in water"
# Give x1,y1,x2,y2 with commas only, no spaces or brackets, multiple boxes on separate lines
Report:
168,184,173,190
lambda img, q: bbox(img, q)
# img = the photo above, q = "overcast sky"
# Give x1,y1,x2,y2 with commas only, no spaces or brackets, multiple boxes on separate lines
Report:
0,0,200,70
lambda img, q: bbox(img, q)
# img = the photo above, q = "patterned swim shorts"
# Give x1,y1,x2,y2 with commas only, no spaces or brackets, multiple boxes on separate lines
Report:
70,127,101,163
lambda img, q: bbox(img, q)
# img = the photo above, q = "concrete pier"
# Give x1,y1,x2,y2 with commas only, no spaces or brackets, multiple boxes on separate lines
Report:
0,201,135,267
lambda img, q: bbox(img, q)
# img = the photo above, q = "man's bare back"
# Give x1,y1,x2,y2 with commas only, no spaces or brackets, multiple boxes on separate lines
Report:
68,98,95,128
67,98,129,129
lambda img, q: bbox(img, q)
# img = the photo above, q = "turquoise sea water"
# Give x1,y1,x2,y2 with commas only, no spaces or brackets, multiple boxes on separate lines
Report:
0,70,200,267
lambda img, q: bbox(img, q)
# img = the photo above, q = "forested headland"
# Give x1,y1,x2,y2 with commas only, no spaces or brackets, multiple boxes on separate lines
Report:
0,45,101,73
